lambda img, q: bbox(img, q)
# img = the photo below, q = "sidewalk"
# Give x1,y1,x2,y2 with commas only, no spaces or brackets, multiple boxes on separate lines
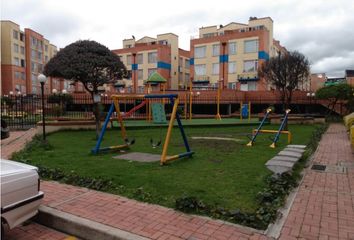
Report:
2,124,353,239
279,124,354,239
1,128,37,159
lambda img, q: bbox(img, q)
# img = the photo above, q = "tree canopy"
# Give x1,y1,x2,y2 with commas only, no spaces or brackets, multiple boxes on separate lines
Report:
259,51,310,110
44,40,126,95
316,84,354,114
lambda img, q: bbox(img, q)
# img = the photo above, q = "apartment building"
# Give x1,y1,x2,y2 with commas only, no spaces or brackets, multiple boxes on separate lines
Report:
112,33,190,92
190,17,287,91
0,20,73,95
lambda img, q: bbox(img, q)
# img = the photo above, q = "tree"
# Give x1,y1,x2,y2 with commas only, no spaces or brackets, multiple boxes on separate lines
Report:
316,84,354,115
259,51,310,111
44,40,126,138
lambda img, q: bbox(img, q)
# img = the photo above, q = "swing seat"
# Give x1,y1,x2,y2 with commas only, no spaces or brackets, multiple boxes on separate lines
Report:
150,138,162,148
124,138,135,145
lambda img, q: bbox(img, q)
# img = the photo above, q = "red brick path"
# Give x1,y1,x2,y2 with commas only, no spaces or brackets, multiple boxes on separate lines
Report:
279,124,354,239
4,222,71,240
41,181,266,240
1,129,37,159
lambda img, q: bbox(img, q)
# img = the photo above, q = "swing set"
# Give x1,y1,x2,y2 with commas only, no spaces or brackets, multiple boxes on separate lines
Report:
91,94,194,165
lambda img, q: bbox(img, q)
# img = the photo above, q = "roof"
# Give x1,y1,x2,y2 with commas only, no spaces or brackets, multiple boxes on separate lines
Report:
146,72,167,83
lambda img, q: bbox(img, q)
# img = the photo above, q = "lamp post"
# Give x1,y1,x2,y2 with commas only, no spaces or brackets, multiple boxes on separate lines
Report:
38,74,47,141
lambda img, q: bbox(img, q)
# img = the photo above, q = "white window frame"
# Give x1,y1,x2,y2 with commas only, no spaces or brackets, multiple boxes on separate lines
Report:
127,55,132,65
229,42,237,55
148,52,157,64
228,61,236,74
194,46,206,59
212,44,220,56
244,40,259,53
194,64,206,76
243,60,258,72
212,63,219,75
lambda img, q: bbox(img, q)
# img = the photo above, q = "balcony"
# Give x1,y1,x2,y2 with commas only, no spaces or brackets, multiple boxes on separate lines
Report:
237,72,259,81
193,75,210,84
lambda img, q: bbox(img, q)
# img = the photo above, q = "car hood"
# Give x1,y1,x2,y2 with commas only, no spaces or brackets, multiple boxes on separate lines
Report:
1,159,38,176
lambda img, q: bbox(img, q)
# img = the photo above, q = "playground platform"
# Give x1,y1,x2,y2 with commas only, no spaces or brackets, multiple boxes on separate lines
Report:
111,118,261,128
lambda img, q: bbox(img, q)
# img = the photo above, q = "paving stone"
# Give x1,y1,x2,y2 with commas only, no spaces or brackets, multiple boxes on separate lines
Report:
283,147,306,154
266,160,294,174
278,150,302,158
271,155,299,163
287,144,306,149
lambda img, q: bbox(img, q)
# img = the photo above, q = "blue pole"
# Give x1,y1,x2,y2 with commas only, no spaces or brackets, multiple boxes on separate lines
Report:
92,103,115,154
172,98,191,153
247,109,271,146
272,109,291,144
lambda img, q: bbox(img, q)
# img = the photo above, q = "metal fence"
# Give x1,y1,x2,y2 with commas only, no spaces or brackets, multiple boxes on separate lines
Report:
0,90,333,130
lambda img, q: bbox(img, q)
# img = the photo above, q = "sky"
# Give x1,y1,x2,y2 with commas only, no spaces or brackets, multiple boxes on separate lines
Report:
1,0,353,77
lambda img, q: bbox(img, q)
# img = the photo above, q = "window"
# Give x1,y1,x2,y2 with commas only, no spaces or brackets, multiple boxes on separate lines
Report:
179,72,183,81
212,44,220,56
31,37,36,47
14,43,19,53
32,86,37,94
229,42,237,55
179,57,183,66
148,52,157,63
14,57,20,66
137,69,143,80
20,59,25,67
45,45,48,52
45,56,49,62
20,46,25,54
37,52,42,60
31,63,36,72
31,50,36,60
20,33,24,41
38,64,43,72
228,61,236,74
194,46,206,58
21,85,26,92
228,82,236,89
194,64,206,76
244,40,258,53
13,30,18,39
126,70,132,80
212,63,219,75
31,73,37,83
136,54,143,64
15,84,20,91
15,72,21,79
243,60,258,72
185,59,190,69
21,72,26,80
127,55,132,65
148,68,157,77
185,73,190,82
240,82,257,91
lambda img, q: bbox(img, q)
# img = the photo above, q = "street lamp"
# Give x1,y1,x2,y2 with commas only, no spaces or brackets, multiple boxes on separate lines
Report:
38,73,47,141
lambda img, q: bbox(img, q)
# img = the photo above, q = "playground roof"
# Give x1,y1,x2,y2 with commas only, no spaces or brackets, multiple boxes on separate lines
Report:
146,72,167,83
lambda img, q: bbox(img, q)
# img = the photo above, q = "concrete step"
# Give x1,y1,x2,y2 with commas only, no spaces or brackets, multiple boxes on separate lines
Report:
271,156,299,163
36,206,149,240
287,144,306,149
283,148,306,154
278,150,303,158
265,160,295,174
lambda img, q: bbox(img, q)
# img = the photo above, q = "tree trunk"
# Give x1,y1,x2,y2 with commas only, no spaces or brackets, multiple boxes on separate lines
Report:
90,93,101,140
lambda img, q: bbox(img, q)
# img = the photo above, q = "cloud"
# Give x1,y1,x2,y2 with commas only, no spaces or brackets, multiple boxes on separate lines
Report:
1,0,354,76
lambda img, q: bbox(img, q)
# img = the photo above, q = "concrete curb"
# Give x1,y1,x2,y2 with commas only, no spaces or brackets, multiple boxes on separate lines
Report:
37,206,150,240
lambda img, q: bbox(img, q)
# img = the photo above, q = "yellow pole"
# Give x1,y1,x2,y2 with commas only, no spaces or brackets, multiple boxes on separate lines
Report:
113,98,127,140
184,92,187,120
189,81,192,120
215,82,221,120
161,98,179,165
240,101,243,121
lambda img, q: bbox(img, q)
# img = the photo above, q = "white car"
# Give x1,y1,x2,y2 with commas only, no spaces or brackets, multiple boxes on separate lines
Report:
1,159,44,234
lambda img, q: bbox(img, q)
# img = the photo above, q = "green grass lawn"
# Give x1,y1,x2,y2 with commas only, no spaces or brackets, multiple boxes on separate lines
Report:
15,124,317,213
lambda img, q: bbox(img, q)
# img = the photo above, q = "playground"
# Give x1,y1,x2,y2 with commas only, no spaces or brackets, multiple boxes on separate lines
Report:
14,121,318,212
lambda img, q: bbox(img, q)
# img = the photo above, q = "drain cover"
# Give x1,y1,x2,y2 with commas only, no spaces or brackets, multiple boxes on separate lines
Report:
311,164,326,171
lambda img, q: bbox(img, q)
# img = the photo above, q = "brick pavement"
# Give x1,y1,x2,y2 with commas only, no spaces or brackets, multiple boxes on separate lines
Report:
279,124,354,240
4,222,73,240
1,128,37,159
2,124,353,239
